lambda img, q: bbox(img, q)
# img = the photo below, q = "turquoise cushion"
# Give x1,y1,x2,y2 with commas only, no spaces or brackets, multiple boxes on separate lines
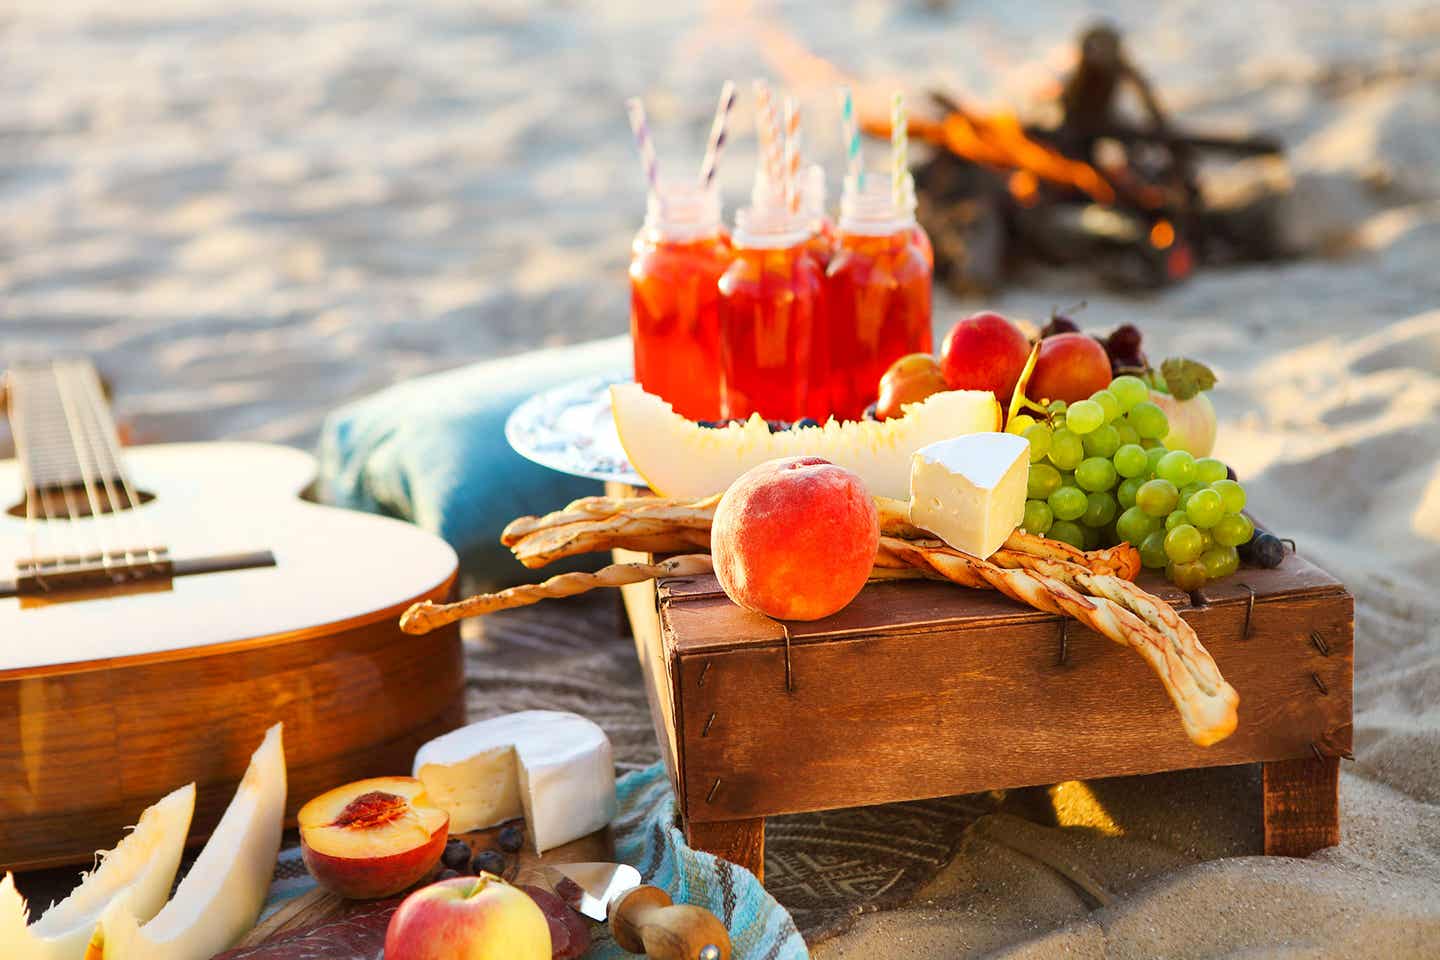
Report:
318,336,631,587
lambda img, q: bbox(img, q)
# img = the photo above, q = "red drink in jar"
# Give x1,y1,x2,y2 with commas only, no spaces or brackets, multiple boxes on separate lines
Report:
752,165,834,421
629,182,730,420
717,206,824,422
823,174,933,420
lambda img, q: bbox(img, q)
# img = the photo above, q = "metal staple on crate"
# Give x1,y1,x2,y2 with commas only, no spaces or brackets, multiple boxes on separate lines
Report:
702,712,716,737
697,660,711,688
782,622,795,692
1311,630,1331,656
1057,619,1070,666
706,777,721,804
1311,672,1329,695
1238,583,1256,641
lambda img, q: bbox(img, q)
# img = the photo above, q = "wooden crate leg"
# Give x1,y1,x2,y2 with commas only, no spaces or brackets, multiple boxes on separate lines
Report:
1263,755,1340,857
684,817,766,884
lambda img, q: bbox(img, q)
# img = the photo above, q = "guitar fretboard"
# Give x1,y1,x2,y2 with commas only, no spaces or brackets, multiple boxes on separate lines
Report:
6,362,129,499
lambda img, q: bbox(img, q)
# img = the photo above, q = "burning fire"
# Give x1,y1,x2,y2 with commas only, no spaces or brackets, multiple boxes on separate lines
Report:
873,111,1117,206
716,5,1118,209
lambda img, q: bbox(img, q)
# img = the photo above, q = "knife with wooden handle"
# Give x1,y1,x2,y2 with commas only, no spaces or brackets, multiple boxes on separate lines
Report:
542,863,731,960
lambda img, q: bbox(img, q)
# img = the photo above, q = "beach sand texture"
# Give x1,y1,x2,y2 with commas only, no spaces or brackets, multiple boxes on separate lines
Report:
3,1,1439,956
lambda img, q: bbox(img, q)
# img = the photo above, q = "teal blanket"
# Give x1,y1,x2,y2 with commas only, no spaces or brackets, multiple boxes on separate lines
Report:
318,336,629,586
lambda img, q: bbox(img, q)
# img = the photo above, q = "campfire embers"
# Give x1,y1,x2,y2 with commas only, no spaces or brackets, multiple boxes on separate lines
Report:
883,23,1288,293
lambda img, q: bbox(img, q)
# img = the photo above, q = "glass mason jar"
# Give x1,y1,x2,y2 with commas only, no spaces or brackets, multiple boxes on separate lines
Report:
629,181,731,420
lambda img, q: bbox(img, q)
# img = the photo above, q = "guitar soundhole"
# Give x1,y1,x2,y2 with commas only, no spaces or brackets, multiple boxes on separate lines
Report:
8,485,156,519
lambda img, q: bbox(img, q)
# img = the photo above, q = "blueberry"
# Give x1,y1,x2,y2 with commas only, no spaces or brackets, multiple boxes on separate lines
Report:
1252,533,1286,568
437,868,461,881
1225,464,1238,481
441,838,471,870
471,850,507,876
794,417,820,429
496,825,524,853
765,419,790,433
696,419,722,429
862,402,879,421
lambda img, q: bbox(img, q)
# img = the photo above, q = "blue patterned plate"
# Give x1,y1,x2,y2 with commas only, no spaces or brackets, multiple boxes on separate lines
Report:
505,375,645,486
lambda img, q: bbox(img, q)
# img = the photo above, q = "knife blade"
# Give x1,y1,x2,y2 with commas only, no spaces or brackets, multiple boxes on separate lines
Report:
541,863,731,960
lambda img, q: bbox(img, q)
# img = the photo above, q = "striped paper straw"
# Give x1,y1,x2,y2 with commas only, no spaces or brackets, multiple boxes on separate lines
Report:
783,97,801,213
753,80,784,201
698,80,737,188
840,86,863,192
891,91,907,210
625,97,659,198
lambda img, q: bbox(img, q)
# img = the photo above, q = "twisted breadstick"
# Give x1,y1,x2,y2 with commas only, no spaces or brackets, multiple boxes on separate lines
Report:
399,555,716,635
992,552,1227,697
878,537,1238,746
502,494,720,546
511,520,711,568
504,494,1139,579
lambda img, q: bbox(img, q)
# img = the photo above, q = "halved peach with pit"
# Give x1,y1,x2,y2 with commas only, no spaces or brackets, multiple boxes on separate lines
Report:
299,776,449,900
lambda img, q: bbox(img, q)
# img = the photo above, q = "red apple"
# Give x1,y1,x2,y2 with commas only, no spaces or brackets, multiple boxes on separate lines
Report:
299,777,449,900
1026,333,1112,403
876,353,948,420
939,312,1032,402
1150,389,1217,456
713,456,879,621
385,874,552,960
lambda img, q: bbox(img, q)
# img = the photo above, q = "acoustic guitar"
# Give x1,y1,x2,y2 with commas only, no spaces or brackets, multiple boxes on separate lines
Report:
0,359,464,871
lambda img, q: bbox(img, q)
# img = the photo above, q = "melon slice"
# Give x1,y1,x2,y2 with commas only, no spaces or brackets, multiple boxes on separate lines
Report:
84,724,286,960
611,383,1002,499
0,783,195,960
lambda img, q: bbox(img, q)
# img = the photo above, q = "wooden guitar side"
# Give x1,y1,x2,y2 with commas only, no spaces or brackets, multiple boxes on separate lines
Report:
0,588,465,870
0,442,467,870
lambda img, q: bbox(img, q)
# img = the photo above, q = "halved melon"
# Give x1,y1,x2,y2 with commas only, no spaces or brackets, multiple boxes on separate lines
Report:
85,724,286,960
0,783,195,960
611,383,1002,499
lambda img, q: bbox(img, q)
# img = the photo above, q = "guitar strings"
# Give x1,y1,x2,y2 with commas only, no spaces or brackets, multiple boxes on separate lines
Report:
65,360,139,570
38,369,94,570
11,368,85,574
53,360,121,574
64,360,136,569
77,361,162,570
5,369,49,586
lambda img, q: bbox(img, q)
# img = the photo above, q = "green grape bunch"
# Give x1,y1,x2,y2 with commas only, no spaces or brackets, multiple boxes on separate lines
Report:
1008,373,1254,590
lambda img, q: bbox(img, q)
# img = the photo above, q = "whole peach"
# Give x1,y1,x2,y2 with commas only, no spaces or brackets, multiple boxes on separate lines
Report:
939,312,1032,402
385,874,551,960
713,457,879,621
876,353,948,420
1026,333,1112,403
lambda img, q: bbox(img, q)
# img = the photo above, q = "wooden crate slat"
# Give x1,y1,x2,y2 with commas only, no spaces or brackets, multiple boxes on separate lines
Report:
674,592,1352,823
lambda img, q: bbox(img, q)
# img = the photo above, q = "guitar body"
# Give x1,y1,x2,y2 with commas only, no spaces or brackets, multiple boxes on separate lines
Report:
0,441,464,870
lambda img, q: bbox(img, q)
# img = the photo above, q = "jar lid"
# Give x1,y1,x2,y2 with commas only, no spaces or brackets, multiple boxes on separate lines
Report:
644,180,723,241
731,204,812,249
838,171,916,235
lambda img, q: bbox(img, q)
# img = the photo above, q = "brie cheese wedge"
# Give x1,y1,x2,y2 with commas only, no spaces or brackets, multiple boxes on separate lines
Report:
909,432,1029,559
412,711,616,853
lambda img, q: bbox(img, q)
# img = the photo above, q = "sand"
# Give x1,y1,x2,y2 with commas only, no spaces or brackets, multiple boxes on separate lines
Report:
2,1,1438,957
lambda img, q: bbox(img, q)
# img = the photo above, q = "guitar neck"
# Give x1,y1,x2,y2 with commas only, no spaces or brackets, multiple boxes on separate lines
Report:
5,360,130,496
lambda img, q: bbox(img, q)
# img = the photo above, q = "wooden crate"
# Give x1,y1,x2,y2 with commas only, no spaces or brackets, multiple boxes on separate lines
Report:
608,487,1354,881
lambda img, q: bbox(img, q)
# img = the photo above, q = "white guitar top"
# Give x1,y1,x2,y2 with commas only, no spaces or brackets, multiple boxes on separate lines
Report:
0,442,458,674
